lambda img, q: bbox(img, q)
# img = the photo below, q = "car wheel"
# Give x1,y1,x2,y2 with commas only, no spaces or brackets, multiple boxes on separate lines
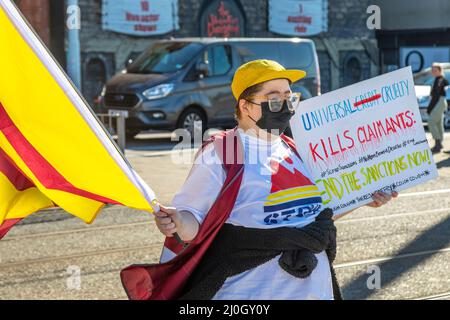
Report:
177,108,207,139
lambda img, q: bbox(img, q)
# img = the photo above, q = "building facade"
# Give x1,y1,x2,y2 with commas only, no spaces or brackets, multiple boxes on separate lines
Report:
15,0,379,108
374,0,450,74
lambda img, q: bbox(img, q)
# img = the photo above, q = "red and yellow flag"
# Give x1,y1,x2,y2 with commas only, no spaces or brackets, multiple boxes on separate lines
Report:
0,0,157,238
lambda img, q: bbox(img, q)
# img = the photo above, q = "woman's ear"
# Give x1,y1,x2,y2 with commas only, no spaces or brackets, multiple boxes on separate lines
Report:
239,99,250,116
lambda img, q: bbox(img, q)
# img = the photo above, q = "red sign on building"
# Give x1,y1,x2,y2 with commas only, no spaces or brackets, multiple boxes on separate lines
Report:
200,0,244,37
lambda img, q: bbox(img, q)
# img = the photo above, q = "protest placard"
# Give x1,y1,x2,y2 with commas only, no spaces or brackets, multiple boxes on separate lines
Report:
290,67,438,215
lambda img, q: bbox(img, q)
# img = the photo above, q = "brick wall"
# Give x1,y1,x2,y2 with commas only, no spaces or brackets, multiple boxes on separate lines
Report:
15,0,51,46
75,0,378,97
174,0,375,39
326,0,375,39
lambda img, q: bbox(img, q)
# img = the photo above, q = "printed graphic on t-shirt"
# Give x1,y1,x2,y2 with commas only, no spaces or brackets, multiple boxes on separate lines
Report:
263,155,322,225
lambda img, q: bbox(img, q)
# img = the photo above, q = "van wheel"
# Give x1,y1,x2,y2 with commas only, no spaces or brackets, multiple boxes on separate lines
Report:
177,108,206,139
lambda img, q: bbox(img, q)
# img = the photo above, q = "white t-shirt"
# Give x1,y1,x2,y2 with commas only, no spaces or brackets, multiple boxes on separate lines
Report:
172,128,333,300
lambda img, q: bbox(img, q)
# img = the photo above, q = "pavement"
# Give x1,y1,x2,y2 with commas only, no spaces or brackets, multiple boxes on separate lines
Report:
0,130,449,300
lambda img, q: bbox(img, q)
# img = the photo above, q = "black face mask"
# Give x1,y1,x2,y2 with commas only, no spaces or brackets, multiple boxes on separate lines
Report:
248,100,295,135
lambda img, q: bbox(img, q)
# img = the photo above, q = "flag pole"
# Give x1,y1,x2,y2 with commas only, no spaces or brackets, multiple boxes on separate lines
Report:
66,0,81,89
150,200,187,248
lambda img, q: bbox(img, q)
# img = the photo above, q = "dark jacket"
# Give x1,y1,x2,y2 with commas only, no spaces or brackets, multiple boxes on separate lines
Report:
179,208,342,300
427,76,449,114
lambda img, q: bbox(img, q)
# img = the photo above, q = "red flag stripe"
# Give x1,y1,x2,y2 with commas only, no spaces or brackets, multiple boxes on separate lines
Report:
0,218,22,239
0,147,35,191
0,102,121,205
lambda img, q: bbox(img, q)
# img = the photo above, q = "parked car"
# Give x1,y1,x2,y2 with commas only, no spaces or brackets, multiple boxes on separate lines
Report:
100,37,321,138
413,64,450,128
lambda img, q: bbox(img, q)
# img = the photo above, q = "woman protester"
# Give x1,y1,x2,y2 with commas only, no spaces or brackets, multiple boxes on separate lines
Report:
153,59,398,300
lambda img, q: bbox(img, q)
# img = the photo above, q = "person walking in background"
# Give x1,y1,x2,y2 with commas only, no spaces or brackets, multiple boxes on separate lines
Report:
427,62,448,153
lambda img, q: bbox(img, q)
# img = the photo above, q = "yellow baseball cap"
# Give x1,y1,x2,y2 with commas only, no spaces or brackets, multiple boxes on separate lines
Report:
231,59,307,100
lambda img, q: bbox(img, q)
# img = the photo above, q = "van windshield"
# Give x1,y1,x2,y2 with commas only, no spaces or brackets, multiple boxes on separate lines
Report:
127,42,203,74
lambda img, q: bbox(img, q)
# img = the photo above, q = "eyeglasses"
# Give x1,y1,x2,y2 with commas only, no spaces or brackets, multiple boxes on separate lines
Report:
245,92,301,112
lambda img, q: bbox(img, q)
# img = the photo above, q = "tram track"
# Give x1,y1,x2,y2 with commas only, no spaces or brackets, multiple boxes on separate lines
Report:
3,206,449,242
2,240,450,271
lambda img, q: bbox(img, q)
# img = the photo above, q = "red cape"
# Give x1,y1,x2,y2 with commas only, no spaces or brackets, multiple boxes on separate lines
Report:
120,129,300,300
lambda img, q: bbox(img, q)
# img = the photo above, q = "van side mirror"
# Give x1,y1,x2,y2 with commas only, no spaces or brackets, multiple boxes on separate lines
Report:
196,62,209,78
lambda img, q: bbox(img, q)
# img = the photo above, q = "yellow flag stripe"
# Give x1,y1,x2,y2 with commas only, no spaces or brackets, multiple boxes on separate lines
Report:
0,132,103,223
0,0,157,226
0,173,54,222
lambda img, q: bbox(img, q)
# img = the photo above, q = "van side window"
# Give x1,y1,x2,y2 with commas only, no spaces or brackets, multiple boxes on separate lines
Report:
206,45,232,76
